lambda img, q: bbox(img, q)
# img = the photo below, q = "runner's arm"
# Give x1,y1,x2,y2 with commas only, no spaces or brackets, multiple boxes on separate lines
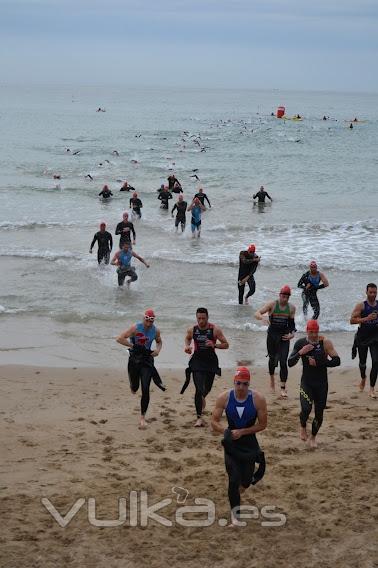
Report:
255,301,273,321
214,326,229,349
211,392,228,434
89,234,97,252
184,326,193,353
323,339,340,367
132,252,149,267
116,324,137,348
350,302,366,324
234,392,267,437
151,328,162,357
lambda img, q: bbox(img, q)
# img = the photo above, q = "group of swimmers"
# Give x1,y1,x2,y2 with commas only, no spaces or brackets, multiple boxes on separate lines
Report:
116,281,377,525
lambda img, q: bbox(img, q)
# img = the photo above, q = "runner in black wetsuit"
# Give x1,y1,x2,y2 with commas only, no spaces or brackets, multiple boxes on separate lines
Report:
98,184,113,199
211,366,267,526
238,244,261,305
120,181,135,192
255,285,296,397
194,188,211,208
116,309,164,429
89,222,113,264
129,192,143,219
298,261,329,320
158,187,173,209
184,307,229,427
288,319,340,448
115,212,136,247
350,283,378,398
171,194,187,232
253,186,272,203
167,174,181,191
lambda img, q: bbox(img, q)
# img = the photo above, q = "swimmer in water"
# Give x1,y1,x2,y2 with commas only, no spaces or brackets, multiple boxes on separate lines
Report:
171,194,187,232
115,212,136,247
89,222,113,264
98,185,113,199
129,192,143,219
253,186,272,203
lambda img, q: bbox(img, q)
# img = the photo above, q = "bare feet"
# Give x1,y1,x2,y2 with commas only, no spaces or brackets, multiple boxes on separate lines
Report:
195,418,204,427
280,388,288,399
138,416,147,430
300,426,308,441
228,513,245,528
368,389,376,399
309,435,318,449
359,378,366,392
244,297,249,305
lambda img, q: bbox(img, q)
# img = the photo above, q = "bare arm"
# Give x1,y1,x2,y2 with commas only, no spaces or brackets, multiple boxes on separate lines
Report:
234,392,267,438
319,272,329,288
132,252,149,268
116,324,137,348
255,301,274,322
213,325,229,350
184,326,194,354
350,302,366,325
151,328,162,357
211,391,228,434
110,251,120,265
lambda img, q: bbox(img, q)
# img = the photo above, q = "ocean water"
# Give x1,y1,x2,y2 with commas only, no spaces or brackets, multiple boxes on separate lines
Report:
0,85,377,368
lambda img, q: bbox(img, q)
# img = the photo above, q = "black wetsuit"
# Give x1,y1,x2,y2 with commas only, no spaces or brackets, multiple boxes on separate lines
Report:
90,230,113,264
238,251,259,304
115,221,136,247
298,271,325,320
355,301,378,387
222,391,265,518
253,190,271,203
194,192,211,207
189,324,220,417
158,191,172,209
120,185,135,192
99,189,113,199
267,302,295,384
288,337,340,435
129,197,143,218
168,175,180,190
171,201,187,228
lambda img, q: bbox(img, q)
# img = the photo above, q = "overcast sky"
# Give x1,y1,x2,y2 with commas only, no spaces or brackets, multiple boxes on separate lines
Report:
1,0,377,91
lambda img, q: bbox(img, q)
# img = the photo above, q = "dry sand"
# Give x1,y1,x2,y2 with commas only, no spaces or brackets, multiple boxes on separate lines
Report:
0,364,377,568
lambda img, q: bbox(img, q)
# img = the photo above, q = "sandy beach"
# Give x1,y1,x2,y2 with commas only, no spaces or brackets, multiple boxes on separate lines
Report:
1,363,377,568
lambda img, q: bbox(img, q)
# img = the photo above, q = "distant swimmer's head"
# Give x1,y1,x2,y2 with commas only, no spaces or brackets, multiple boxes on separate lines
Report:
260,186,264,191
248,244,256,253
279,285,291,304
100,222,106,230
309,260,317,271
133,192,137,198
103,184,109,191
196,307,209,328
144,308,156,325
306,319,319,343
123,212,129,221
178,194,184,201
198,188,204,193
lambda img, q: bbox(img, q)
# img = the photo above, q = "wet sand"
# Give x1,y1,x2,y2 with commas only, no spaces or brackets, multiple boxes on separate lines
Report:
0,364,377,568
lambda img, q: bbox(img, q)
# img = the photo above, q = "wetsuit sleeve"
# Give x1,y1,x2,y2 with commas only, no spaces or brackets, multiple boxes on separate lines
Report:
297,273,308,289
129,199,132,207
90,233,98,249
317,284,325,290
171,204,177,214
205,195,211,206
109,233,113,250
288,318,296,333
98,191,103,196
266,193,272,200
253,193,257,199
288,339,305,367
131,224,136,240
115,222,122,235
326,355,341,367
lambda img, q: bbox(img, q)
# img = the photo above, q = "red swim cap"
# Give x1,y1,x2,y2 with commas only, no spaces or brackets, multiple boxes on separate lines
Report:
133,192,137,198
306,319,319,332
248,244,256,253
234,366,250,382
280,285,291,296
100,222,106,228
144,308,155,318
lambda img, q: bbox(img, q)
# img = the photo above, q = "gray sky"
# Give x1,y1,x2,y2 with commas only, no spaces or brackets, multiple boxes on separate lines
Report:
1,0,377,91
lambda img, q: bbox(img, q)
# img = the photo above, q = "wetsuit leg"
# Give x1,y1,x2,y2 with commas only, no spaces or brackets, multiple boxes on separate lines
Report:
309,293,320,319
103,250,110,265
126,268,138,282
140,367,152,415
118,270,127,286
302,291,309,317
127,360,140,393
245,276,256,300
224,453,242,513
97,249,104,264
278,340,290,383
357,345,368,379
193,371,213,417
238,283,245,305
369,343,378,387
267,334,279,375
311,379,328,436
299,380,314,428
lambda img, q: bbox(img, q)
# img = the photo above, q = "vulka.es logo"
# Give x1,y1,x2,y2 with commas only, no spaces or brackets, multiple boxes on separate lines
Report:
41,490,287,528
